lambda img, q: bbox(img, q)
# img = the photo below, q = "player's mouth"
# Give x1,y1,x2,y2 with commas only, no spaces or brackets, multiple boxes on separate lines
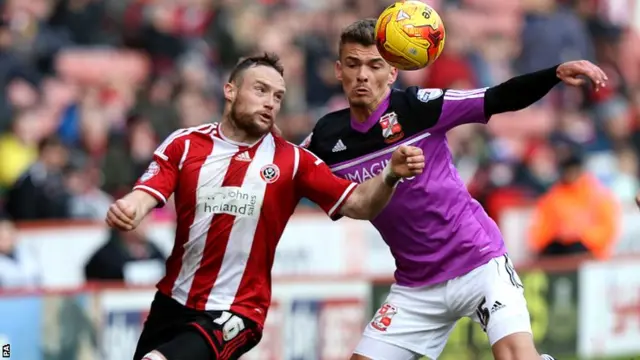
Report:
258,112,273,123
354,87,370,96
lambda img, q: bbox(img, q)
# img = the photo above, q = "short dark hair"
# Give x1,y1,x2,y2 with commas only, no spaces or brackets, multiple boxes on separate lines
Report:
339,18,377,55
228,52,284,83
38,135,66,153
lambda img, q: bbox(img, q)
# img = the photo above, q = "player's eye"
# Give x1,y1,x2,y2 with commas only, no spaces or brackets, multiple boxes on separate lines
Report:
255,85,266,93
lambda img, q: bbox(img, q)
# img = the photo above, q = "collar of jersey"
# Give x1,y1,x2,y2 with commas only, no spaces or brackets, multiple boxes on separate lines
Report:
350,91,391,133
215,123,268,148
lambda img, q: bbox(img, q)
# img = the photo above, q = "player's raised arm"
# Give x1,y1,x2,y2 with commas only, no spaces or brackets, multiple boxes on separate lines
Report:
404,60,608,133
295,145,424,220
105,128,187,231
483,60,607,117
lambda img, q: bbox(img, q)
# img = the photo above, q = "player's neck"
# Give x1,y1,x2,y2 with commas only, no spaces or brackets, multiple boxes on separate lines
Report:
219,116,262,146
350,88,391,123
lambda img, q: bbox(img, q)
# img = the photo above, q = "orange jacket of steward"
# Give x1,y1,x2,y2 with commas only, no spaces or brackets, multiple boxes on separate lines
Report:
528,173,620,259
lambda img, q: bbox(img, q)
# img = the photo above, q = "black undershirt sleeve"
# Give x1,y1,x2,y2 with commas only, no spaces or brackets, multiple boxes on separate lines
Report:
484,65,561,118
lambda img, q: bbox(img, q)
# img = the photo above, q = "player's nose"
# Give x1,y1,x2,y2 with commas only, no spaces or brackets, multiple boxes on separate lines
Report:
356,67,370,82
263,98,275,110
356,75,369,83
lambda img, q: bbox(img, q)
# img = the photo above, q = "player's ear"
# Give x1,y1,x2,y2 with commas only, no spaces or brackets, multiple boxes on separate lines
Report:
335,61,343,81
223,82,236,102
388,66,398,85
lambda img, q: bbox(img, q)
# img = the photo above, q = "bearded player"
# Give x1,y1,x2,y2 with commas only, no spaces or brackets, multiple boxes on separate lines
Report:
301,19,607,360
105,53,425,360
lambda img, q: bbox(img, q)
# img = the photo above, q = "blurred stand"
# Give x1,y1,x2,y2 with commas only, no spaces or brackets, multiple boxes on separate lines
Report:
0,0,639,359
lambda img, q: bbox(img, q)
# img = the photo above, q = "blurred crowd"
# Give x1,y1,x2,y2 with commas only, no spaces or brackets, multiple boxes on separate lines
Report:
0,0,639,287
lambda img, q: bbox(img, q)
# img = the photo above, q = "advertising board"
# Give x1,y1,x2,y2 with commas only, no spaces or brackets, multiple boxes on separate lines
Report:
243,280,370,360
578,260,640,359
0,293,97,360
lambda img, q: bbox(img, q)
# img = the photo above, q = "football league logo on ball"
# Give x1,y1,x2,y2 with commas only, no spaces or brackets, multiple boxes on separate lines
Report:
260,164,280,184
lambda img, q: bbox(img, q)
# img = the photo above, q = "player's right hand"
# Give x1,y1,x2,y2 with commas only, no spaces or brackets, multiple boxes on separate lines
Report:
557,60,608,90
390,145,425,178
105,199,138,231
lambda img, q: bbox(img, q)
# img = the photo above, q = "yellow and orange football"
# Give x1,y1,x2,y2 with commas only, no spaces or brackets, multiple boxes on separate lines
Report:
375,1,446,70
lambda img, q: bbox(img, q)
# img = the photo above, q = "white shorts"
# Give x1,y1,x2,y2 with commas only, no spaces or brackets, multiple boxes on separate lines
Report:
354,255,531,360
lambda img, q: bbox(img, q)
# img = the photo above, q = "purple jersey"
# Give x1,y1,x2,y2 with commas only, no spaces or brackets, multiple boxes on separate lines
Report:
304,87,506,287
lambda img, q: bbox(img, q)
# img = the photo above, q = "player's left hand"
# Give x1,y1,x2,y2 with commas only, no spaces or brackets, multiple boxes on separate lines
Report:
557,60,608,90
390,145,425,177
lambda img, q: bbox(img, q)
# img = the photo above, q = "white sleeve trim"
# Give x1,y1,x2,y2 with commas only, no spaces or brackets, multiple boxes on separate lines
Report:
133,185,168,204
327,183,357,217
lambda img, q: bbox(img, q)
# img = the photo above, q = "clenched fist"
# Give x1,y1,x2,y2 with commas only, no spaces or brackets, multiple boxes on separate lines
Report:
105,198,138,231
389,145,425,178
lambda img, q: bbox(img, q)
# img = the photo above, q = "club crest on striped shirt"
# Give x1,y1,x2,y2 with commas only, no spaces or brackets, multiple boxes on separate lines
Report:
416,88,443,103
260,164,280,184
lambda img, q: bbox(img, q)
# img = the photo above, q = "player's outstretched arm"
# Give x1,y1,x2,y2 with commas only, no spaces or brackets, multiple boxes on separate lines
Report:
339,145,424,220
105,190,159,231
484,60,607,117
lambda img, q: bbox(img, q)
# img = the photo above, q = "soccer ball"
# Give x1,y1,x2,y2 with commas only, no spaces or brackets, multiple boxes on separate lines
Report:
375,1,446,70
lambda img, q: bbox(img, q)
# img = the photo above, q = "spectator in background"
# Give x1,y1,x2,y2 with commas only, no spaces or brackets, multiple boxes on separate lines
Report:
5,135,71,220
610,146,639,203
102,113,158,199
0,0,637,264
0,215,40,288
0,108,41,189
65,155,112,221
84,218,165,285
528,149,619,259
517,0,594,74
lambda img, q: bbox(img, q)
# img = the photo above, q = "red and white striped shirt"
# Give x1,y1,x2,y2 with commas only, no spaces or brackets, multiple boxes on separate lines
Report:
133,123,356,326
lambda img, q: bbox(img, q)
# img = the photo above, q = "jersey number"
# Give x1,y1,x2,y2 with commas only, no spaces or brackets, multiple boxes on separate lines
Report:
476,298,490,332
213,311,246,341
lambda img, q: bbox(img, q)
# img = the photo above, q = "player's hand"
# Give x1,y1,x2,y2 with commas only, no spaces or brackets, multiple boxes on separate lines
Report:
557,60,608,91
105,199,138,231
390,145,425,178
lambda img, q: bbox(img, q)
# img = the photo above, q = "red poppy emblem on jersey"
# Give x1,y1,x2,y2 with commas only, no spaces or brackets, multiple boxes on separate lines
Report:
260,164,280,184
379,112,404,144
